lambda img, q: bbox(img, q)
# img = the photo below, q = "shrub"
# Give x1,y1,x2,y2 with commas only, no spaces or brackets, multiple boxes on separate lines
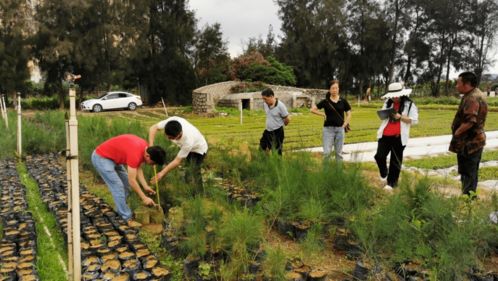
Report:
351,178,497,280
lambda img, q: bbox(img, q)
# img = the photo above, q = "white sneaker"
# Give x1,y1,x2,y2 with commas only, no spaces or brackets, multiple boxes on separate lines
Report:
379,175,387,182
383,185,393,191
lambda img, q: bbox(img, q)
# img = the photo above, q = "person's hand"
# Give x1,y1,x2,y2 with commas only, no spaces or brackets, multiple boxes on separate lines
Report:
150,171,164,185
142,196,156,207
143,186,156,196
393,113,401,120
342,122,348,128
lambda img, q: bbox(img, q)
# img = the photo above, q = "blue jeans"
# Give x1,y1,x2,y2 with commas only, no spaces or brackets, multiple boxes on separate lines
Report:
91,150,132,220
323,126,344,161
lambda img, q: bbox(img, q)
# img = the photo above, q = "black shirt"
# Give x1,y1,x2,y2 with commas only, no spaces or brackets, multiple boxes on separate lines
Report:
316,97,351,127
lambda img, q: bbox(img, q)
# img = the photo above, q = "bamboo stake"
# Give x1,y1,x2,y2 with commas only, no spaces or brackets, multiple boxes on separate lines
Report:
153,166,161,207
161,97,168,117
16,93,21,157
1,94,7,128
68,87,81,281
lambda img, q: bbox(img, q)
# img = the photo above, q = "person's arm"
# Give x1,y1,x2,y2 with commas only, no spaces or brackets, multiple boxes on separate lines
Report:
283,115,290,126
343,110,352,127
148,124,160,146
137,166,155,195
454,122,474,137
394,102,418,125
454,98,479,137
310,104,325,117
128,167,155,206
151,156,183,184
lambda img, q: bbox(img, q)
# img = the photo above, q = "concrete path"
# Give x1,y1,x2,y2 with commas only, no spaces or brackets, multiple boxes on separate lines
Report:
305,130,498,163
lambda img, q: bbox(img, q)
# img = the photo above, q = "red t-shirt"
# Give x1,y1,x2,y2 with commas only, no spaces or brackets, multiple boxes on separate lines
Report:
95,134,147,168
383,102,401,136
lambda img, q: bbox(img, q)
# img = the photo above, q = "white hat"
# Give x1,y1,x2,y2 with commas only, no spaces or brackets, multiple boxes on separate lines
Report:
382,82,412,99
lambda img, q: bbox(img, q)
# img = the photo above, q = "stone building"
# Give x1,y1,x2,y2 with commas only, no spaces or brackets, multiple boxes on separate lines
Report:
192,81,328,114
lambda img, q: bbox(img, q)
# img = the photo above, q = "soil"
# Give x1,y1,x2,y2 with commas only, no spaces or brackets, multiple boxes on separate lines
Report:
264,229,355,280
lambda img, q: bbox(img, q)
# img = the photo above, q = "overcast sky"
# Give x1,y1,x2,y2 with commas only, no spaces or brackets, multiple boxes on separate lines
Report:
188,0,498,76
188,0,282,57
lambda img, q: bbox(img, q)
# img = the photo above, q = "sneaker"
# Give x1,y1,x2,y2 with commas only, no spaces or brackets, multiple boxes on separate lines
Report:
383,185,393,191
127,220,142,228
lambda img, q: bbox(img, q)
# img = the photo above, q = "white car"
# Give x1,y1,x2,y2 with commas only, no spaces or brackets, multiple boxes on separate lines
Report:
80,91,142,112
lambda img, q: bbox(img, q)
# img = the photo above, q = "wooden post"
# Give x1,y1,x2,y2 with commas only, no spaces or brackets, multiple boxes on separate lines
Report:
1,94,8,128
67,87,81,280
161,97,168,117
16,93,21,157
65,117,73,281
239,100,243,125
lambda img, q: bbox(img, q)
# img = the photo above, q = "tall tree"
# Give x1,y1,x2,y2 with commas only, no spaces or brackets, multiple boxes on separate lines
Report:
131,0,196,105
0,0,32,99
276,0,347,88
192,23,231,86
34,0,85,107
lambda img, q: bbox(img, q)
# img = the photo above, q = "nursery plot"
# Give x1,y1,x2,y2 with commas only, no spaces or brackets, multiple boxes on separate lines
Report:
25,154,171,281
0,160,40,281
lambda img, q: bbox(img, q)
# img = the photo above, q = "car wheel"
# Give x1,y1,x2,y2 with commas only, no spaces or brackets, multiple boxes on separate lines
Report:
128,102,137,111
93,104,103,113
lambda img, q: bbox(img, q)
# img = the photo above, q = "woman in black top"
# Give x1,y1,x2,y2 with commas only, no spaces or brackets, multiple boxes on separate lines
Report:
311,80,352,161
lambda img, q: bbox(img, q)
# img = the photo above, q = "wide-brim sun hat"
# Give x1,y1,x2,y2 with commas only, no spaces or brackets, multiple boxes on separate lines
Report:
382,82,412,99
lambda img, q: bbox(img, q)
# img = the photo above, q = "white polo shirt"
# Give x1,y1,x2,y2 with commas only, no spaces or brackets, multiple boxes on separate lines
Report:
155,116,208,158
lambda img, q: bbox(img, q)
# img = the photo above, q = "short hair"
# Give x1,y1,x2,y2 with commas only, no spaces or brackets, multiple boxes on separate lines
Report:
165,120,182,138
146,146,166,165
458,72,478,87
261,88,274,97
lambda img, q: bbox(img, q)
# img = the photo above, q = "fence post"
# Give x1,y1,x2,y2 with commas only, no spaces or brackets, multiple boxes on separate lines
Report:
67,86,81,281
1,94,8,128
2,95,9,128
65,115,74,281
239,100,243,125
16,93,21,157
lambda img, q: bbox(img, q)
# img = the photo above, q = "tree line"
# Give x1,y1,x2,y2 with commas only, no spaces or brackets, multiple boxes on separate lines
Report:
0,0,497,107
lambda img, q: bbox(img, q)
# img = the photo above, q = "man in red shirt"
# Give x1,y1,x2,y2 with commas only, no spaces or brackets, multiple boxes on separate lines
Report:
91,134,166,227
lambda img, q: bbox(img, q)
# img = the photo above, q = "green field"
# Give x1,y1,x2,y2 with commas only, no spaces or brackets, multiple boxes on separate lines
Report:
0,101,497,280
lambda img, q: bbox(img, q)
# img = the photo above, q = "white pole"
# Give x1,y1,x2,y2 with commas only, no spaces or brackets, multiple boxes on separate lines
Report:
65,117,74,281
16,93,21,157
68,87,81,280
0,94,7,128
4,95,9,128
239,100,243,125
161,97,168,117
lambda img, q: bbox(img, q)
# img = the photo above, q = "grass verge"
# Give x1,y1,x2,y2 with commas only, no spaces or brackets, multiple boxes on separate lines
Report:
17,162,68,280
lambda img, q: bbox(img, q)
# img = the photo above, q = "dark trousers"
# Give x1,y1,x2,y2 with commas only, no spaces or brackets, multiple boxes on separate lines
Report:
374,136,405,187
185,152,206,194
457,148,483,195
259,126,285,155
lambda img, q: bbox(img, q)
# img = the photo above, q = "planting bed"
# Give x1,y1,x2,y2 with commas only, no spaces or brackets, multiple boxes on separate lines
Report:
0,160,39,281
25,154,171,281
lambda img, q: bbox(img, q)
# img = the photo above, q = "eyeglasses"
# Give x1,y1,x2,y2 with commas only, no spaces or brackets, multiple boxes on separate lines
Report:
167,133,182,140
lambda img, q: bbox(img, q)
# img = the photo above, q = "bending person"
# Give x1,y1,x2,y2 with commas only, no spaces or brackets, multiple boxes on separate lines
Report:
91,134,166,227
149,116,208,193
374,83,418,190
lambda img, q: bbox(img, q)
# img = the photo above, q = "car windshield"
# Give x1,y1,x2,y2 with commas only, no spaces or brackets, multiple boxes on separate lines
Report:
97,93,109,99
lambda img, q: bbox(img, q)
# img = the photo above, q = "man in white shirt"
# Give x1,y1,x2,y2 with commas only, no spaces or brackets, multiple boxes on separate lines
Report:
260,88,290,155
149,116,208,192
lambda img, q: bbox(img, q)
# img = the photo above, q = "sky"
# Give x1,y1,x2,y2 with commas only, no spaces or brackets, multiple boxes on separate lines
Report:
188,0,498,76
188,0,282,57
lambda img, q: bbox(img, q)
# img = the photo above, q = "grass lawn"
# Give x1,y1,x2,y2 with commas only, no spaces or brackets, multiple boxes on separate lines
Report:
78,104,498,152
404,149,498,169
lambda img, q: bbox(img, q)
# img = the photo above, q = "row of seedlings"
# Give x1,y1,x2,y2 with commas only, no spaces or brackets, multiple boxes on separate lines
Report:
0,159,39,281
25,154,171,281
